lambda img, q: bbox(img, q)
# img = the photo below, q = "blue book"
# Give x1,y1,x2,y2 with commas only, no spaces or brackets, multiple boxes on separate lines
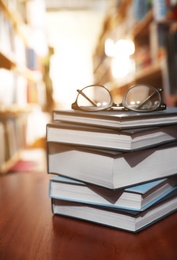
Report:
51,189,177,232
49,175,177,211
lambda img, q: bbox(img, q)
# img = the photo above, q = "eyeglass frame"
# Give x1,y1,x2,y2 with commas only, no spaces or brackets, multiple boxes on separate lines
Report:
71,84,166,112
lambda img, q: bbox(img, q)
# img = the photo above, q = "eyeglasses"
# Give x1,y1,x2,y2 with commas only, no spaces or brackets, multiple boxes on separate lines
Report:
71,84,166,112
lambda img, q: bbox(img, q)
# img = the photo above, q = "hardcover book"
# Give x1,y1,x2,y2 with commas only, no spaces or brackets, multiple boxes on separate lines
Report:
53,107,177,129
47,141,177,189
49,175,177,211
51,190,177,233
47,122,177,151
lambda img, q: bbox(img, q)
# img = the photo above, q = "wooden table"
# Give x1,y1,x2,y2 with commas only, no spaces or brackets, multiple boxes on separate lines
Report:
0,172,177,260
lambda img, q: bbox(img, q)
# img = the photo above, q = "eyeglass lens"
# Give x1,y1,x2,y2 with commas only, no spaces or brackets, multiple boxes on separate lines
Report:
77,85,112,111
123,85,161,111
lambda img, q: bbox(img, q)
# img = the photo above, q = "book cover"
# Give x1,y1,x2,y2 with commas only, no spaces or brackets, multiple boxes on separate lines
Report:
49,175,177,211
47,141,177,189
53,107,177,129
47,122,177,151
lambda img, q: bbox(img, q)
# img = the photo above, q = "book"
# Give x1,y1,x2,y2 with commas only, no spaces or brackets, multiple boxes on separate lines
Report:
53,107,177,129
166,26,177,95
51,189,177,233
149,22,169,64
49,175,177,211
0,122,5,167
47,142,177,189
133,0,150,21
47,122,177,151
153,0,168,22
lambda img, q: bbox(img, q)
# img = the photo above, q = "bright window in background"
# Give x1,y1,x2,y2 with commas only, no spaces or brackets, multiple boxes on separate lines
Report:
26,0,48,56
46,11,106,109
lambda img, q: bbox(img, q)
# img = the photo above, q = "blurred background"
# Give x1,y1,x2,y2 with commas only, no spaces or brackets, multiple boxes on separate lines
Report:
45,1,108,109
1,0,177,173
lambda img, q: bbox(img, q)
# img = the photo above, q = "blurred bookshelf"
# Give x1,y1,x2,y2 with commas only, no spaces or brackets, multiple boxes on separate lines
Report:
93,0,177,106
0,0,49,174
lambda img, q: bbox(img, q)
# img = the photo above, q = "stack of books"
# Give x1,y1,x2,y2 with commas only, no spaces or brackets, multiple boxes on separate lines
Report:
46,107,177,232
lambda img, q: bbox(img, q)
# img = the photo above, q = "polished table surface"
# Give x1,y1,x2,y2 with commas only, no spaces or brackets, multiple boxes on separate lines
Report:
0,171,177,260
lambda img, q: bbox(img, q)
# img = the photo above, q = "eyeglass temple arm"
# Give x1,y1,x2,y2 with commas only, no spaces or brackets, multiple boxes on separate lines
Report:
77,89,97,107
136,89,162,109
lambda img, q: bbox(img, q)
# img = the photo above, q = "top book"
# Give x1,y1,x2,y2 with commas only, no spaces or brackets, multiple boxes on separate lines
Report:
53,107,177,129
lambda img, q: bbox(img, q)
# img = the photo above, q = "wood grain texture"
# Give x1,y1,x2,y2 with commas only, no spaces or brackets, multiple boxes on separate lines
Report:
0,172,177,260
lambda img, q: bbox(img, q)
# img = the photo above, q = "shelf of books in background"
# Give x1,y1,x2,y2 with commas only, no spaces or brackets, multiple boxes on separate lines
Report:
93,0,177,107
0,0,50,174
46,107,177,232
